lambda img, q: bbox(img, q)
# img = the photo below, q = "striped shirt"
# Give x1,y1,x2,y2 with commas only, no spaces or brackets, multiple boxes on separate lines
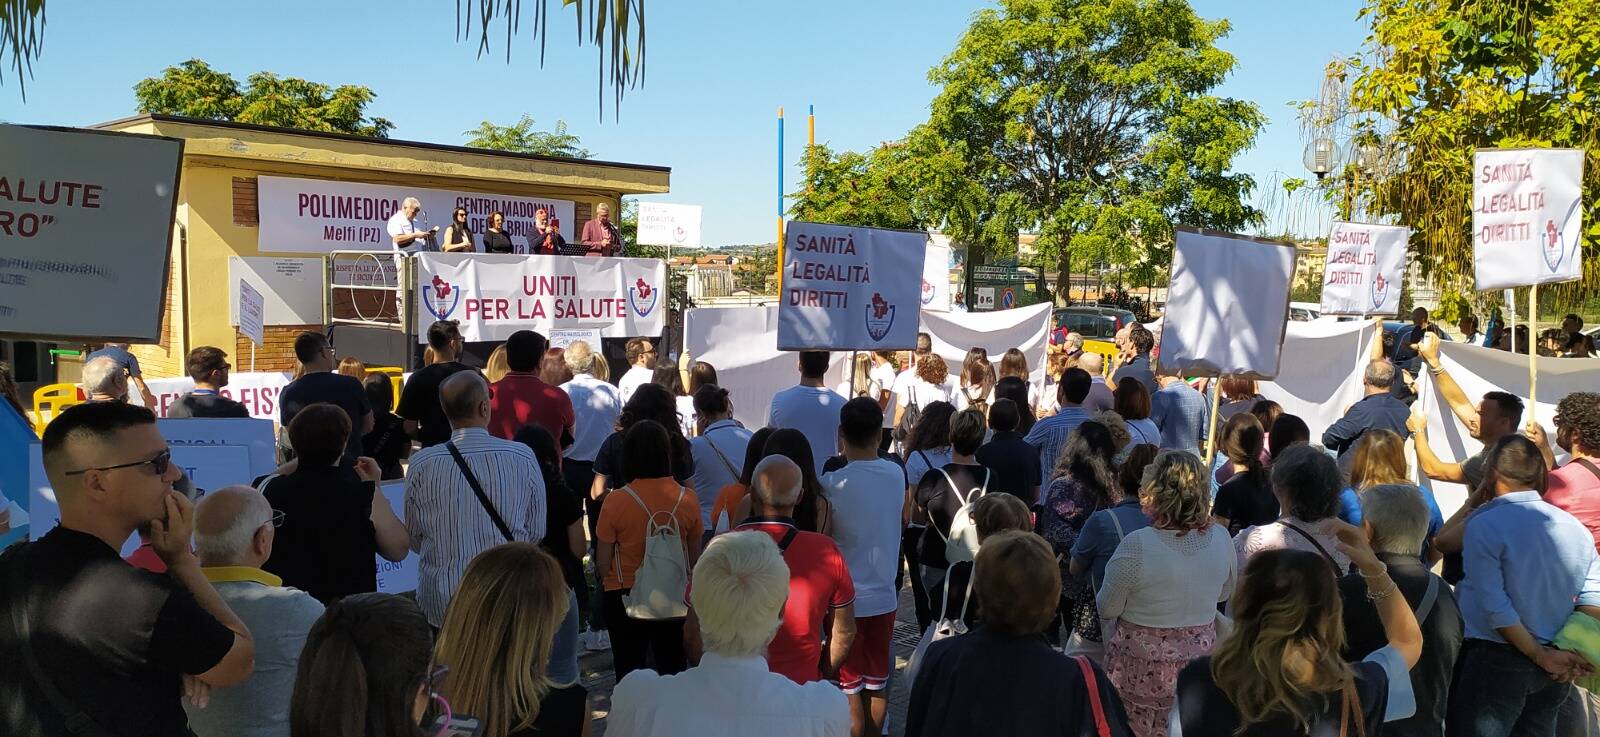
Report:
405,426,546,625
1023,406,1090,482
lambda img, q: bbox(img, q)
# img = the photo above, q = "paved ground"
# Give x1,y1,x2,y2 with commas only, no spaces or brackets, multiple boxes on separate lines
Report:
581,587,923,736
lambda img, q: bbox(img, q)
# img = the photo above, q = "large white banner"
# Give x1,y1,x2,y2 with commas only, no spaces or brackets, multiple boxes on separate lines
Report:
1320,221,1408,317
921,243,952,312
414,253,666,343
920,302,1051,386
779,221,926,350
637,202,703,248
257,175,576,254
1160,228,1297,379
143,372,293,420
1473,148,1585,289
0,125,182,341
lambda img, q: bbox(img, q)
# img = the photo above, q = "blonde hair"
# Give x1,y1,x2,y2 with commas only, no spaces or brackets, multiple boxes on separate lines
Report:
692,532,789,658
1211,549,1351,733
848,352,874,397
485,344,511,384
337,357,367,381
591,353,611,381
434,543,570,737
1139,450,1212,531
1349,429,1407,491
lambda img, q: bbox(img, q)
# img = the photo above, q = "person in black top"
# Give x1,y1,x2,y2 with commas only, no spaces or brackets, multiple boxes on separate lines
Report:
530,209,568,255
592,382,696,494
1212,412,1277,536
975,398,1043,506
915,408,991,587
167,345,250,419
514,425,589,598
482,210,515,253
261,403,410,604
398,319,483,448
908,530,1131,736
440,206,474,252
0,402,254,737
279,331,371,464
361,374,410,480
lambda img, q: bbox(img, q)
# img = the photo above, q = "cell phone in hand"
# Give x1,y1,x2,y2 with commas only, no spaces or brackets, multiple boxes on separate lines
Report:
431,714,482,737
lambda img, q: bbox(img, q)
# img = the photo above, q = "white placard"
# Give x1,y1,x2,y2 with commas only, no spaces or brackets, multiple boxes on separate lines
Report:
1319,221,1409,316
230,257,324,325
0,125,182,341
637,202,704,248
414,253,666,342
144,372,293,420
1160,228,1297,379
375,481,418,593
778,221,926,350
238,280,265,346
921,243,952,312
549,328,602,349
1472,148,1585,289
257,175,575,254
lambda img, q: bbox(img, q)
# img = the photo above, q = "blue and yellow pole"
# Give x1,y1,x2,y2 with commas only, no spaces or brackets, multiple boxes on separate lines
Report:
777,106,786,293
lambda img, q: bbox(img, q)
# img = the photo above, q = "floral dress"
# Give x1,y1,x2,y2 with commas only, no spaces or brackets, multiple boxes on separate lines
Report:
1039,475,1105,603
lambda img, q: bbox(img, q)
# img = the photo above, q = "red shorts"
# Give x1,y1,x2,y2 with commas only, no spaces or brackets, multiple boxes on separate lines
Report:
838,611,895,694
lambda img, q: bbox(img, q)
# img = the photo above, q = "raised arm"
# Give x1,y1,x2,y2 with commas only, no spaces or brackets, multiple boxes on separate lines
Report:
1417,335,1478,433
1333,519,1421,669
1407,413,1465,483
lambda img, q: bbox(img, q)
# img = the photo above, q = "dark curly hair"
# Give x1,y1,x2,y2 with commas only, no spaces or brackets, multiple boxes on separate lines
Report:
1556,392,1600,456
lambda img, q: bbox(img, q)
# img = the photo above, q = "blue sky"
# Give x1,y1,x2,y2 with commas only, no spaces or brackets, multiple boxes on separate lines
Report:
3,0,1367,246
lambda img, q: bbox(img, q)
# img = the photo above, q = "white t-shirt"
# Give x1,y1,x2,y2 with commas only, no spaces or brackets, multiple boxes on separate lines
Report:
560,373,622,462
954,384,992,412
386,211,422,251
617,365,654,404
871,362,899,428
767,385,848,476
676,395,697,438
897,377,955,411
821,458,908,617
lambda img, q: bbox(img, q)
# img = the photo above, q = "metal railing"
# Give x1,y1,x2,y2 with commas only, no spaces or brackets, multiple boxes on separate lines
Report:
326,251,412,333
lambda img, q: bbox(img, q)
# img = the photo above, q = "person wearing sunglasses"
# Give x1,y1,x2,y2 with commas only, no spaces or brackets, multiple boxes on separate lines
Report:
186,486,322,737
0,402,256,737
441,207,475,253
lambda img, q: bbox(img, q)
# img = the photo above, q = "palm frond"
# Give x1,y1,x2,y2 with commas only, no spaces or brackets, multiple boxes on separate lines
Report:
0,0,46,100
458,0,645,120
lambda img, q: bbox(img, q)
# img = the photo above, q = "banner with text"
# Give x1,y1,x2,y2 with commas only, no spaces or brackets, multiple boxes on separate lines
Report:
778,221,926,350
143,372,293,420
414,253,666,342
1319,221,1409,316
0,125,182,341
1472,148,1585,289
637,202,703,248
257,175,575,254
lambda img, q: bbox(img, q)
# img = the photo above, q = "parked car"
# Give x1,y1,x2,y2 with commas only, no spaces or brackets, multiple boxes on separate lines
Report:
1288,302,1323,322
1052,305,1138,342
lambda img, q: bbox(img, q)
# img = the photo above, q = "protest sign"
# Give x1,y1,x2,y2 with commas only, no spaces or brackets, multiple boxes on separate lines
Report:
144,372,293,420
778,221,925,350
257,175,575,254
1160,227,1297,379
0,124,182,342
414,253,666,342
238,280,265,346
375,481,418,593
1472,148,1585,289
1320,221,1409,316
637,202,703,248
922,242,952,312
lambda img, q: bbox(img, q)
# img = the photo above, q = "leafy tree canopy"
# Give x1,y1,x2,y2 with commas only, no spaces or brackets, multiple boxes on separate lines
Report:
134,59,394,137
463,115,590,158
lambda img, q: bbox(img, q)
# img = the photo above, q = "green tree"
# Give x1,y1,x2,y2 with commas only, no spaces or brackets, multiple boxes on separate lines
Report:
789,143,922,230
133,60,394,137
925,0,1264,298
1340,0,1600,304
463,115,590,158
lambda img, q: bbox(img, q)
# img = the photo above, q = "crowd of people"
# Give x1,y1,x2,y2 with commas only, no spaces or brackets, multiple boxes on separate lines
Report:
3,314,1600,737
385,197,624,257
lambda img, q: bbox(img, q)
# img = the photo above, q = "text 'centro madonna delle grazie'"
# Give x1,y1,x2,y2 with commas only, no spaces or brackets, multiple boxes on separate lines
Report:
464,275,627,321
788,232,871,309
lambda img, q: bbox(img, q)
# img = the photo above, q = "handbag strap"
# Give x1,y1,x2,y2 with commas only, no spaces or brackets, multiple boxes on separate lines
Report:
1072,654,1112,737
4,546,119,737
446,441,514,542
1575,458,1600,485
1415,574,1441,623
706,434,741,479
1340,678,1366,737
1280,521,1340,573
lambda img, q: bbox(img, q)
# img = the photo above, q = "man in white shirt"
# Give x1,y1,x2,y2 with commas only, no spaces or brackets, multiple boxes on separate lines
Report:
617,338,657,404
404,372,546,627
768,351,847,476
609,530,850,737
869,351,899,451
386,197,437,253
820,397,906,737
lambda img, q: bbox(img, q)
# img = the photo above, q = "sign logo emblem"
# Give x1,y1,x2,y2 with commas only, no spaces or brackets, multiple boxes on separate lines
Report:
1544,219,1563,273
1370,272,1389,312
629,277,658,317
425,275,461,321
865,292,896,341
920,279,935,306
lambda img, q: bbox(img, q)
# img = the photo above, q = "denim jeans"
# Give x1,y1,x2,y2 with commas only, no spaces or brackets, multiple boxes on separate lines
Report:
1447,639,1573,737
545,587,581,686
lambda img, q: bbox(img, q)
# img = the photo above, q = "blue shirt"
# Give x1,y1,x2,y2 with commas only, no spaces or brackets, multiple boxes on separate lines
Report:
84,346,141,378
1111,354,1157,396
1458,490,1600,644
1151,382,1209,454
1023,406,1090,482
1071,499,1151,590
1321,393,1411,460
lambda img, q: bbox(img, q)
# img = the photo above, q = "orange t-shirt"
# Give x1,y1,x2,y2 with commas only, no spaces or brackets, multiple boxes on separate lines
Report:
708,482,749,534
598,476,704,591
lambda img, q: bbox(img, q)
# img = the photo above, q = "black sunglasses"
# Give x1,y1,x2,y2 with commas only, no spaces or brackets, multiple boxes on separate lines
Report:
65,449,171,477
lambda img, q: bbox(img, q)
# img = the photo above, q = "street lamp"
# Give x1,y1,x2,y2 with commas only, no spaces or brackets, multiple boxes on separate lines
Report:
1303,137,1342,181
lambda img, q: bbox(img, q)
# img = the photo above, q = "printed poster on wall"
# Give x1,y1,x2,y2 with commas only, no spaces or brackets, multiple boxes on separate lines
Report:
1160,227,1297,379
0,124,182,342
257,175,576,254
777,221,926,350
414,253,665,342
1473,148,1585,289
1319,221,1409,317
237,280,265,346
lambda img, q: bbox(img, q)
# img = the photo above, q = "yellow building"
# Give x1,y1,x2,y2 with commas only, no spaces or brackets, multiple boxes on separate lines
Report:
80,114,670,377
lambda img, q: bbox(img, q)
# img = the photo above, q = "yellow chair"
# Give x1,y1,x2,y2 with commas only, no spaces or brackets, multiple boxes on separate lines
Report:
1082,340,1119,377
31,382,84,436
367,366,405,405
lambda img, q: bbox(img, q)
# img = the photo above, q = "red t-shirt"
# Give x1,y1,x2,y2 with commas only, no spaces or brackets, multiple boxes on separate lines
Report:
734,519,855,684
1546,459,1600,555
488,372,575,446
